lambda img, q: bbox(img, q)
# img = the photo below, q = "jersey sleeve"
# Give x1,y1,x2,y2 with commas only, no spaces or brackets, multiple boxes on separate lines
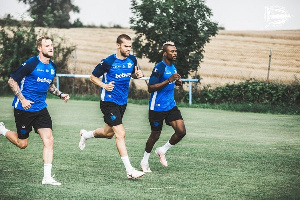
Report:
50,60,57,84
92,60,110,77
10,56,39,83
128,55,138,74
149,63,165,85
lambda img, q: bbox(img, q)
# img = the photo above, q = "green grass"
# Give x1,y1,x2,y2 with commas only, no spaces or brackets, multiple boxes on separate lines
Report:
0,97,299,199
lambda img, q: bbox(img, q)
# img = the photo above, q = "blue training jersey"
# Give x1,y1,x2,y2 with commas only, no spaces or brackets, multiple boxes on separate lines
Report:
10,56,56,112
149,61,177,112
92,54,137,105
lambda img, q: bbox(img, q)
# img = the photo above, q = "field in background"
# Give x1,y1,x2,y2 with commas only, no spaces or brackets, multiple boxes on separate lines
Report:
50,28,300,88
0,97,299,199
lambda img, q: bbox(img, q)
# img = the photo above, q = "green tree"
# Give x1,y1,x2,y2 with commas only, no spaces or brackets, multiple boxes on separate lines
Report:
130,0,218,78
0,18,75,93
18,0,80,28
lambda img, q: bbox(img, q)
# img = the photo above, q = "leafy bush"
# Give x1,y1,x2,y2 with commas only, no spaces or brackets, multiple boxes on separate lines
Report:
192,79,300,107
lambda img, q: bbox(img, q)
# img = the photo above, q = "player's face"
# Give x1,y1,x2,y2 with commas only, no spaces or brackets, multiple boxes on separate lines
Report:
39,39,54,58
165,46,177,61
118,39,132,58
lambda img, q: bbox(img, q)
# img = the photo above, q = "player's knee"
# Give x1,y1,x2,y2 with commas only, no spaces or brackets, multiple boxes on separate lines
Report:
18,141,28,149
44,136,54,148
152,132,161,141
115,131,126,139
177,128,186,138
106,131,115,139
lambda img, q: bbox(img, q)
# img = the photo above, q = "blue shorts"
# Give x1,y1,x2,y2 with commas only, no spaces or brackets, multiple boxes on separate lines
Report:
14,108,52,139
149,106,183,131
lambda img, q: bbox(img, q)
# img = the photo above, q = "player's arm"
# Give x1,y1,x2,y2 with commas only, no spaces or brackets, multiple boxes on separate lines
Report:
8,77,33,110
148,79,170,93
131,65,143,79
48,83,70,102
90,74,114,91
90,60,114,91
148,73,181,93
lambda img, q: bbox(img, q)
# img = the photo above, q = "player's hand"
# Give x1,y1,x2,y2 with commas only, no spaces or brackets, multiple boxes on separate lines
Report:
61,93,70,103
175,79,183,86
105,81,115,91
168,73,181,82
135,66,143,79
20,98,34,110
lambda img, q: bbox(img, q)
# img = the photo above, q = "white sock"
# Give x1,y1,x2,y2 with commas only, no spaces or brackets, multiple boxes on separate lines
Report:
84,131,94,139
121,156,133,172
0,127,9,136
44,164,52,179
141,151,151,164
161,141,174,154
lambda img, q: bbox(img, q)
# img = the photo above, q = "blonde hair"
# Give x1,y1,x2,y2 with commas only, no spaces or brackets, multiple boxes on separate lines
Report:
36,36,51,50
163,41,175,53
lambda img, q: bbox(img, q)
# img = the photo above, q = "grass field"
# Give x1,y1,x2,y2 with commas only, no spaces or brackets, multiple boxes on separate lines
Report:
0,97,299,199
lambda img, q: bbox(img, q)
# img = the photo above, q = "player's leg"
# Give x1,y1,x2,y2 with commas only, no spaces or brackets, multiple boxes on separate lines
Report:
158,121,186,154
112,124,127,157
141,110,165,172
111,124,144,179
79,124,115,150
169,119,186,145
39,128,60,185
35,108,61,185
0,108,32,149
1,129,29,149
140,130,161,172
155,107,186,167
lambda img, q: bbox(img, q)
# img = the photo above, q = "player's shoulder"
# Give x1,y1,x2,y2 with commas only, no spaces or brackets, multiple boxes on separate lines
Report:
127,54,137,63
103,54,117,65
25,56,40,66
154,61,166,71
50,60,57,69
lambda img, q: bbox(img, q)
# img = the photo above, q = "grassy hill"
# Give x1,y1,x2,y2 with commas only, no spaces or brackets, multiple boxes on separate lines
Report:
50,28,300,88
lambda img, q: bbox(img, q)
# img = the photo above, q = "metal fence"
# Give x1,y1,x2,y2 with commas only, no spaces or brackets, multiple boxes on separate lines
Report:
56,74,198,105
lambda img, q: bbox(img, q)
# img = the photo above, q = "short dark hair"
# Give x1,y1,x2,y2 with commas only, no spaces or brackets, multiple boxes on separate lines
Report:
116,34,131,44
162,41,175,53
36,36,51,50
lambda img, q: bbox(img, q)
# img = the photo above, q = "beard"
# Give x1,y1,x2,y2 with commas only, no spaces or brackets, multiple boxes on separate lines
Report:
120,50,130,58
42,52,53,58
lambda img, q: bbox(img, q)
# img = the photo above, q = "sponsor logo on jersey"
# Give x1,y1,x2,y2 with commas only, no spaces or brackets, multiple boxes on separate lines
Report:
37,77,52,84
51,69,55,75
115,73,131,79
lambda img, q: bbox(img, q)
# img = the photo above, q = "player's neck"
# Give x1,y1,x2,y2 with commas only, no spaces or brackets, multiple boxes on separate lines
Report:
38,54,51,64
163,58,173,66
116,52,126,60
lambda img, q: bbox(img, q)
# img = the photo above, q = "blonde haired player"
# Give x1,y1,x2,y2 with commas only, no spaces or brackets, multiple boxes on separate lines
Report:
0,36,70,185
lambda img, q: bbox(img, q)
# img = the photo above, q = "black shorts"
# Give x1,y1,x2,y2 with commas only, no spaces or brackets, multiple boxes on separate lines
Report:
149,106,183,131
14,108,52,139
100,101,127,127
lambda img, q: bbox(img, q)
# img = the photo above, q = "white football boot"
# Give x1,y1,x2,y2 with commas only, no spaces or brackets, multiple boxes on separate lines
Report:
155,147,168,167
78,129,87,150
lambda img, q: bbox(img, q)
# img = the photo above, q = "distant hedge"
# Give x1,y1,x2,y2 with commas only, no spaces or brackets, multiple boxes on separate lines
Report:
191,79,300,107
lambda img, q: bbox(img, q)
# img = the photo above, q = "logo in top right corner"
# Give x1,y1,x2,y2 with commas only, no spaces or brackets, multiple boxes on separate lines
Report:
264,5,291,28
